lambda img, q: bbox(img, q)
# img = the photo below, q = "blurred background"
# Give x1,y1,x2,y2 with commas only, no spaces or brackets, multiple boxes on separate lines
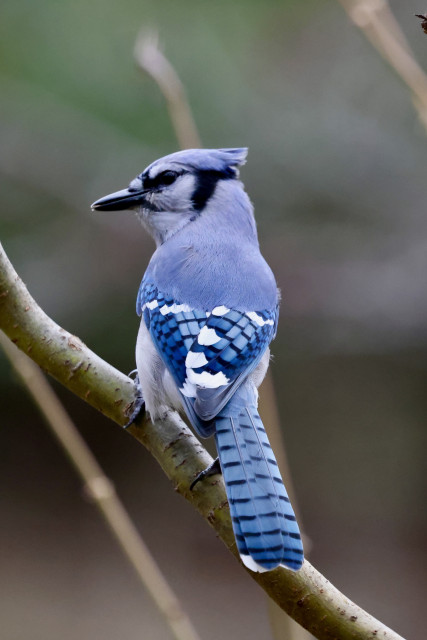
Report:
1,1,426,639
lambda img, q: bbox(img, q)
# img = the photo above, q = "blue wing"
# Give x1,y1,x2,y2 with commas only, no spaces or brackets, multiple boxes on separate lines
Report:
138,280,278,437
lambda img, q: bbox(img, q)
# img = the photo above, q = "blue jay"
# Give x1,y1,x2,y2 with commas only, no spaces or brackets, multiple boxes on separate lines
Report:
92,148,304,573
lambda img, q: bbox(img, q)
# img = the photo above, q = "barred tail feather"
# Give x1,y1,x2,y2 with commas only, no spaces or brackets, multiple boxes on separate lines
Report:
215,394,303,572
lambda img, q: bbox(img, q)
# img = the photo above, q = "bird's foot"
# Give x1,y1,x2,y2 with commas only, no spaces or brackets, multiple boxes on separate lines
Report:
124,370,145,428
190,457,222,490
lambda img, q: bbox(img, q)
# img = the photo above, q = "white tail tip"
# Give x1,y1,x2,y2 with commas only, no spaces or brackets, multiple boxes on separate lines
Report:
240,554,269,573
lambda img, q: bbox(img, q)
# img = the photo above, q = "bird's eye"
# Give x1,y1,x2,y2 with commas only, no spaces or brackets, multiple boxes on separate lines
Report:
142,169,181,190
155,170,178,187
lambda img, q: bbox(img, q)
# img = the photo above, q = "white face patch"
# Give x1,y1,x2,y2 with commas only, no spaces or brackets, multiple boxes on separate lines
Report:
246,311,274,327
159,302,192,315
187,369,229,388
157,173,196,212
129,177,142,190
138,172,197,246
197,326,222,346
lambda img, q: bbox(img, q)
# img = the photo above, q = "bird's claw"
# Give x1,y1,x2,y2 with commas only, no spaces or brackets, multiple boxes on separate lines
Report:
124,371,145,428
190,457,222,490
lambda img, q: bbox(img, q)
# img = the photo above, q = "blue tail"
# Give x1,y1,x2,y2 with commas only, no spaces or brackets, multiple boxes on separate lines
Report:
215,385,304,572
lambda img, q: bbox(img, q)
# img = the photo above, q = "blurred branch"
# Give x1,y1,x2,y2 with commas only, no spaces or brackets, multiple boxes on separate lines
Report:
0,333,202,640
0,246,406,640
337,0,427,132
134,31,201,149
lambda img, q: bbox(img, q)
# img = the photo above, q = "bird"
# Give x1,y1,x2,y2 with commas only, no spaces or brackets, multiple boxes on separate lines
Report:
92,148,304,573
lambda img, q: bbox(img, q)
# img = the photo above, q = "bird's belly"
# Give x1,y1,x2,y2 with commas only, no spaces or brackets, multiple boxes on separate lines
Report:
162,368,184,412
136,319,183,420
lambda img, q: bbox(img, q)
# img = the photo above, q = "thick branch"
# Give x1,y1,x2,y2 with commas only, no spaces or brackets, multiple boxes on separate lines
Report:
0,333,202,640
0,242,405,640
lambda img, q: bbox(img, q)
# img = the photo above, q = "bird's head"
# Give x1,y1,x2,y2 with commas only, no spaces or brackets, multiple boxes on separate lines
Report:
91,148,248,244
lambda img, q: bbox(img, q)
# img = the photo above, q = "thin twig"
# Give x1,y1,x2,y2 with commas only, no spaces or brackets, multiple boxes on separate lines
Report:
134,31,201,149
0,333,202,640
337,0,427,131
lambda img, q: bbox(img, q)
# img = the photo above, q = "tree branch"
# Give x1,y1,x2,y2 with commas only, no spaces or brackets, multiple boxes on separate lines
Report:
134,31,202,150
337,0,427,132
0,241,405,640
0,332,202,640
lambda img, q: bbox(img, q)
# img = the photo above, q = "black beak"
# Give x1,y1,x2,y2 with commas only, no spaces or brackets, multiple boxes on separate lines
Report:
91,187,146,212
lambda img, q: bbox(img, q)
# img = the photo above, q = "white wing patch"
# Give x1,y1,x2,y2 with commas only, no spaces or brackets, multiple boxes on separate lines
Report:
246,311,274,327
180,321,229,396
212,305,230,316
180,379,197,398
187,369,229,388
159,302,192,315
197,326,222,346
185,351,208,368
146,299,159,310
176,307,271,401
